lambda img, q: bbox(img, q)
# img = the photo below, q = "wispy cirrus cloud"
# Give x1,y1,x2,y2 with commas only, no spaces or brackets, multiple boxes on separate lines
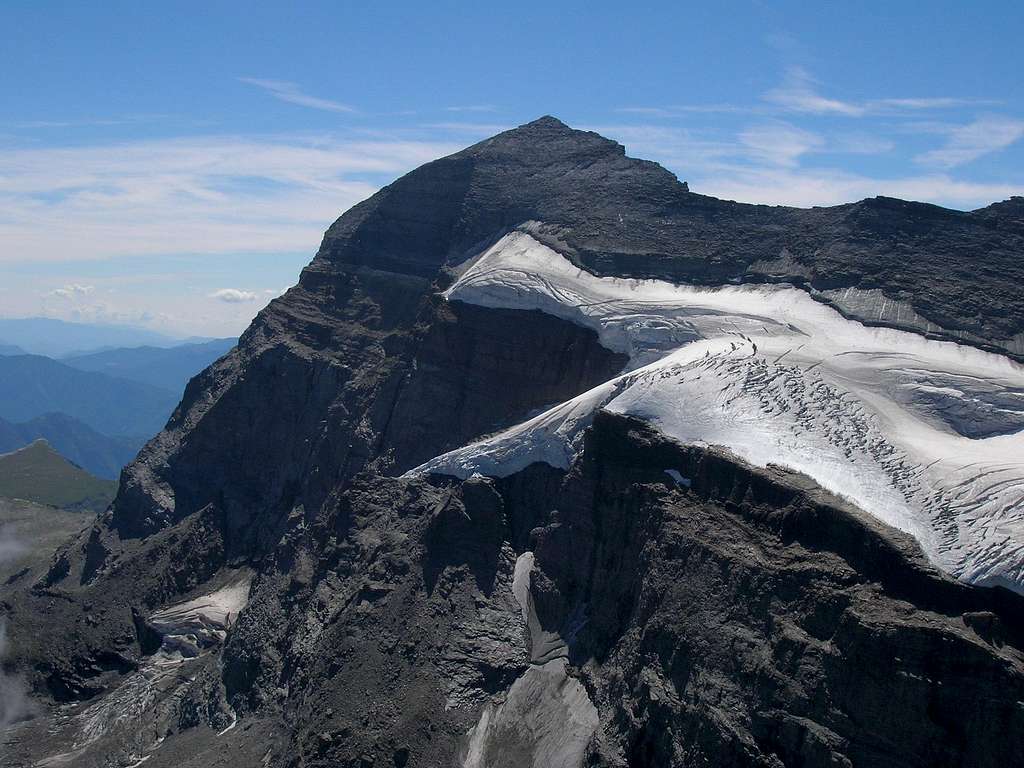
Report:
615,104,753,117
445,105,498,113
700,165,1023,209
738,123,824,167
0,134,457,264
420,121,513,135
602,67,1021,207
829,132,895,155
764,67,866,116
591,121,876,173
239,78,356,113
590,122,1020,209
876,97,1001,110
762,67,998,119
915,115,1024,168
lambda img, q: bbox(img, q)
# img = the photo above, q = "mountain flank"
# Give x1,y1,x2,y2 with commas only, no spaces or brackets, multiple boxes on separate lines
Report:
2,117,1023,768
0,439,116,511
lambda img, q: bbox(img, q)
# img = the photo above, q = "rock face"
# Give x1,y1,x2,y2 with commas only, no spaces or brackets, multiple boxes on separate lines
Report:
532,413,1024,767
2,117,1024,768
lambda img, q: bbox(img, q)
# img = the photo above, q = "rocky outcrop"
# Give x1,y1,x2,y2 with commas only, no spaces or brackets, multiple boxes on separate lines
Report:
528,412,1024,767
110,276,623,549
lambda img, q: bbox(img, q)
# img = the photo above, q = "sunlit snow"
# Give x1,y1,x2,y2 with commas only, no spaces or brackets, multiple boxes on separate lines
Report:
411,230,1024,591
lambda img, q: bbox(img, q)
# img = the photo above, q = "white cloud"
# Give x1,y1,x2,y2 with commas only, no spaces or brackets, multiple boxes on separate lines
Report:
420,122,514,137
697,166,1021,209
0,134,457,264
592,122,836,170
210,288,258,303
764,67,866,117
830,132,895,155
445,105,497,113
738,123,824,167
761,69,992,119
583,124,738,172
590,123,1020,209
915,116,1024,168
874,97,1000,110
615,105,752,117
239,78,356,113
47,283,95,298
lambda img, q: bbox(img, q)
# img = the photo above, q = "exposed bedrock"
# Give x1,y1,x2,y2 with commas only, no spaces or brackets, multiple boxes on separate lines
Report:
108,267,624,549
6,412,1024,766
526,411,1024,767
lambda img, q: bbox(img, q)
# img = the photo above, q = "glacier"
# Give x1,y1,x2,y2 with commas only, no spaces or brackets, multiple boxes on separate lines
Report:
411,230,1024,592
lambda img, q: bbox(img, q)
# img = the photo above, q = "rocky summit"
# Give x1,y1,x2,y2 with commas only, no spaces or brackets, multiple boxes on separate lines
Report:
3,117,1024,768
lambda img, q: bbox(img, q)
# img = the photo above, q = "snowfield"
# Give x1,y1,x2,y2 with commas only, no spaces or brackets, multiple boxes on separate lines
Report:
411,230,1024,592
147,574,253,657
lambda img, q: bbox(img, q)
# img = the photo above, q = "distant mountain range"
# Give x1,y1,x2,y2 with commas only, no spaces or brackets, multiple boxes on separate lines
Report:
62,338,235,392
0,439,116,511
0,317,187,358
0,413,142,480
0,327,236,481
0,354,179,437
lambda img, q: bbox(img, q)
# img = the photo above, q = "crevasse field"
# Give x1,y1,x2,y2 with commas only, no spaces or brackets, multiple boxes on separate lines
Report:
410,230,1024,593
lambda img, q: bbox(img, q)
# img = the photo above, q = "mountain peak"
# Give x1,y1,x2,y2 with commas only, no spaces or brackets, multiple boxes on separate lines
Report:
456,114,625,163
308,119,1024,361
15,112,1024,768
521,114,570,130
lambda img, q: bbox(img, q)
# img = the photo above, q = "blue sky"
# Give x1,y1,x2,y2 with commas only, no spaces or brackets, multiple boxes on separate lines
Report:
2,1,1022,337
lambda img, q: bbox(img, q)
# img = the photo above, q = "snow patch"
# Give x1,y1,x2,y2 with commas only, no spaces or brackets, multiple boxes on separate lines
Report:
511,551,566,664
512,552,535,626
418,230,1024,591
147,575,253,658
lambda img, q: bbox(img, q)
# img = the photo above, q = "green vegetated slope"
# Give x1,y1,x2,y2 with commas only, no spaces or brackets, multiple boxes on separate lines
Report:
0,439,116,511
0,496,93,584
0,413,143,479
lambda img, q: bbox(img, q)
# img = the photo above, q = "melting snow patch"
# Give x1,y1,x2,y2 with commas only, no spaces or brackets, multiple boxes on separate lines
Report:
217,711,238,736
147,574,253,658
